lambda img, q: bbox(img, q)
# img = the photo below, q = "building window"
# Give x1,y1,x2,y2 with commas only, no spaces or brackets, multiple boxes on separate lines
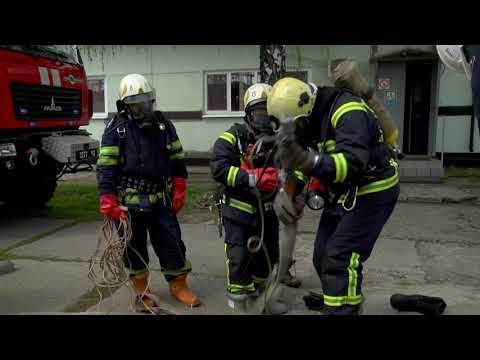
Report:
205,71,257,115
256,70,311,83
204,69,311,117
207,74,227,111
284,70,310,83
231,72,256,111
87,77,107,118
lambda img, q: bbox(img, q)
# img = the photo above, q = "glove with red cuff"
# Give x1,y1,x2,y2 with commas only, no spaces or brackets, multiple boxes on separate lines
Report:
172,177,187,214
241,162,279,193
100,194,128,221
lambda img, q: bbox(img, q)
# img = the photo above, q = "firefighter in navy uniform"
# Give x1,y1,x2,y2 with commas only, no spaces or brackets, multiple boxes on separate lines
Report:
268,77,400,315
210,83,307,314
96,74,201,311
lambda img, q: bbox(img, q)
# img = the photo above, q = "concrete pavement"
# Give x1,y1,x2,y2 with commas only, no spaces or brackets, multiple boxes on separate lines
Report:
1,176,480,315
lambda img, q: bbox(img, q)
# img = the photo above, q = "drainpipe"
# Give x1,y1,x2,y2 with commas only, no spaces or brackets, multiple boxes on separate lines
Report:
441,116,446,167
469,104,475,153
369,45,378,84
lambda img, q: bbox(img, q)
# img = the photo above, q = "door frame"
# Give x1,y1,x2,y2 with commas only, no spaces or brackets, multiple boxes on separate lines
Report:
402,60,439,159
429,60,441,158
403,59,440,160
372,50,440,159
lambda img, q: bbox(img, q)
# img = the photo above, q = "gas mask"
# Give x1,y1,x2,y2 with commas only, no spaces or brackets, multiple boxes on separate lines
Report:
246,105,276,137
123,92,156,127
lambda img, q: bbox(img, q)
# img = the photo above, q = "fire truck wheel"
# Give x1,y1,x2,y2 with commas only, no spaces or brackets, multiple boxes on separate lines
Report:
22,174,58,208
3,155,58,209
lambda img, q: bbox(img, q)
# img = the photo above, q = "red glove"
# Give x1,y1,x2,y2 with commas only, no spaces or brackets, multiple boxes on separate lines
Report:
172,177,187,214
100,194,127,221
309,177,326,193
240,160,279,193
245,167,279,193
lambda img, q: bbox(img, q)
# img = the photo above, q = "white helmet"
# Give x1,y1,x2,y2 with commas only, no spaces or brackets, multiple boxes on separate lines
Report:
308,82,318,96
119,74,155,101
436,45,472,80
118,74,156,120
243,83,272,113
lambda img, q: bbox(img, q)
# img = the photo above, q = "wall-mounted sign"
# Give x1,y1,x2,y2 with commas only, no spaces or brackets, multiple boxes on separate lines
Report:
384,90,397,107
377,78,391,90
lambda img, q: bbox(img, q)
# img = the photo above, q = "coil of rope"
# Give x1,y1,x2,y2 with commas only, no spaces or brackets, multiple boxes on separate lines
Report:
88,214,160,315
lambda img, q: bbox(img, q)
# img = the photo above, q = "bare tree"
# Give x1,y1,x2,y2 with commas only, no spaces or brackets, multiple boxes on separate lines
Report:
260,45,287,85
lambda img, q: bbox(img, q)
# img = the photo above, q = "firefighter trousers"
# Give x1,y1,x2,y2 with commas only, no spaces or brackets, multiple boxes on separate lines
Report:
223,211,279,294
117,204,192,282
313,185,400,311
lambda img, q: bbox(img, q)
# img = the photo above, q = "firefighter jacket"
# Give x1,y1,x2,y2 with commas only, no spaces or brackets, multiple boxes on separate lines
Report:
304,86,399,204
96,111,187,210
211,123,308,225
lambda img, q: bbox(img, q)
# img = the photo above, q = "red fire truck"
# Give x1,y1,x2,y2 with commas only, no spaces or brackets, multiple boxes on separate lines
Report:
0,45,99,208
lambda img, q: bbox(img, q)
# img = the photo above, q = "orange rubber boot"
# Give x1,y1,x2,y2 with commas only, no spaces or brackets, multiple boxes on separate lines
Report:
169,274,201,307
130,272,157,311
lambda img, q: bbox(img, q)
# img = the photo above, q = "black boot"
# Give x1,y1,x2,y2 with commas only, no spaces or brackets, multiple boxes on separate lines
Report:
303,291,325,311
390,294,447,316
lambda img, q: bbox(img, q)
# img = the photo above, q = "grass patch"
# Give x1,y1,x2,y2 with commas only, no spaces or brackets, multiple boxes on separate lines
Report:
21,182,103,221
183,183,216,213
17,181,216,223
0,249,12,261
178,182,217,223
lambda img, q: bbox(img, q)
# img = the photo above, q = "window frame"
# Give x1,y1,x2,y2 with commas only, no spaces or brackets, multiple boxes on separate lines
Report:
87,76,108,119
203,69,258,117
203,68,312,118
283,68,313,83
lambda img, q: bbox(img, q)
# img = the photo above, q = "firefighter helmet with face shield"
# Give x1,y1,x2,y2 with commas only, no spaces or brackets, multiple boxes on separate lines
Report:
243,83,275,134
119,74,156,124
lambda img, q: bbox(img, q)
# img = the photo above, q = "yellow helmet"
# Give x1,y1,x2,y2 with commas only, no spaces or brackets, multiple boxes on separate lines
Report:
243,83,272,112
267,77,317,122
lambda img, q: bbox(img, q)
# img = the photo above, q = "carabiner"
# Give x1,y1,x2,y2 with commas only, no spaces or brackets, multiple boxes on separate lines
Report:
342,185,358,212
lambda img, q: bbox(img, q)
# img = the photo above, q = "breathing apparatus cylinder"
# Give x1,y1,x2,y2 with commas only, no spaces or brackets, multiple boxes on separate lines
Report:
332,59,399,146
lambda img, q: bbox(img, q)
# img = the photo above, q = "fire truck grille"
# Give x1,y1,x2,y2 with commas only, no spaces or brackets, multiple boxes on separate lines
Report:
11,82,83,121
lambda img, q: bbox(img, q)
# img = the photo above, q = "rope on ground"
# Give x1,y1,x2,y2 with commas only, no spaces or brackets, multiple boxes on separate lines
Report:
88,215,158,315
